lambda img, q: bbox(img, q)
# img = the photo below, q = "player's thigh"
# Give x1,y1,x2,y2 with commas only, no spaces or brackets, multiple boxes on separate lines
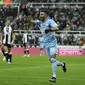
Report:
49,47,57,57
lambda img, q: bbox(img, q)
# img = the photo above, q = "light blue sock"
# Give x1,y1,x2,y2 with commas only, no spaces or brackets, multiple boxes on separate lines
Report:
51,58,57,78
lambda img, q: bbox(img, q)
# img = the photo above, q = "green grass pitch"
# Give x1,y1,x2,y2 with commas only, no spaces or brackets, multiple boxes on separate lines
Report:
0,55,85,85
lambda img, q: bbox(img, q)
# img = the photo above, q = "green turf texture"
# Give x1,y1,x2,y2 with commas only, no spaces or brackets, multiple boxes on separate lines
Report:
0,55,85,85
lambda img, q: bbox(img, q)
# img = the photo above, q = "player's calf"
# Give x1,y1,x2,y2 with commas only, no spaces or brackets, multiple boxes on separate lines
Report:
7,53,12,64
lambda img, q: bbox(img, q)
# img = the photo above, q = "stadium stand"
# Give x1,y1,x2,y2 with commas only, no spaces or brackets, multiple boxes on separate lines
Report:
0,1,85,47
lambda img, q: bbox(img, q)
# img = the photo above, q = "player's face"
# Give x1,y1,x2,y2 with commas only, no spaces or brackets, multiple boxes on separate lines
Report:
39,12,47,21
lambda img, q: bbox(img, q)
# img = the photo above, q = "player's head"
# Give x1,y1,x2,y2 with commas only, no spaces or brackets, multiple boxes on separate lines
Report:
39,9,49,21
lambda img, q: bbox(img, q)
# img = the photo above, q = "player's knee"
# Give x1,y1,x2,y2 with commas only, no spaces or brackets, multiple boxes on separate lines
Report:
51,58,56,63
4,46,8,52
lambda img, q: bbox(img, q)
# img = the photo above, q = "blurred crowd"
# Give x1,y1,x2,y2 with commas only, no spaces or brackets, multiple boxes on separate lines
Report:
13,6,85,31
0,6,85,31
0,6,18,31
0,1,85,46
0,1,85,31
13,0,85,3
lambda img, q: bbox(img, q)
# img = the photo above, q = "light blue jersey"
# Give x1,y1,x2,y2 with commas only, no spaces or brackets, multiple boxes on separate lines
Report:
35,19,58,48
35,18,58,57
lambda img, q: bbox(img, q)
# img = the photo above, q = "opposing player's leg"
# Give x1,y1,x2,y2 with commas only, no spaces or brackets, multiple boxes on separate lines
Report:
1,44,6,61
7,45,12,64
27,48,30,57
2,45,9,62
23,43,27,57
23,43,30,57
26,44,30,57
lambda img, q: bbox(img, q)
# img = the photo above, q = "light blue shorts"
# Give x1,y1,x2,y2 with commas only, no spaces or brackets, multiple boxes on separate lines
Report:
46,46,58,59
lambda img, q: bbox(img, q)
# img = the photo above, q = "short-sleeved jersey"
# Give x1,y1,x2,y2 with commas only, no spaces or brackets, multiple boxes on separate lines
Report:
3,25,12,44
35,18,58,48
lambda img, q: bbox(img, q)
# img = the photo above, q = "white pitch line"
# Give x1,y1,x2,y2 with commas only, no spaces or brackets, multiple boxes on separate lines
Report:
0,76,85,81
0,65,50,71
0,64,85,71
